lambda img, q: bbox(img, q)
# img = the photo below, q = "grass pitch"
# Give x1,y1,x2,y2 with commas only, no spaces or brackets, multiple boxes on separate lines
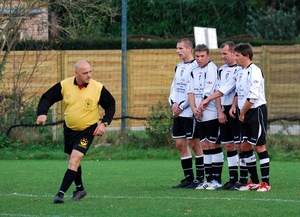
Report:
1,160,300,217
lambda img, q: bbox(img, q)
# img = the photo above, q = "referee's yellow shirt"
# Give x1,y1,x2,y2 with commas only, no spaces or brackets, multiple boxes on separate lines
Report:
61,77,103,131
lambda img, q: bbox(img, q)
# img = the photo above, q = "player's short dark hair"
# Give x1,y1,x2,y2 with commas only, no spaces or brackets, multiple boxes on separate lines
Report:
194,44,209,54
234,43,253,60
177,38,193,49
220,41,235,52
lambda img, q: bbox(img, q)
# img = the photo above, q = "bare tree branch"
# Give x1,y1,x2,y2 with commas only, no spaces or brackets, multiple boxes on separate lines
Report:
0,0,118,133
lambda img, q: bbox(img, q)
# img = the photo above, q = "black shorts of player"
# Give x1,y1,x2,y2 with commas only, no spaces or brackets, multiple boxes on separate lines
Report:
220,105,239,144
240,104,268,146
172,116,199,140
197,118,220,143
63,122,97,155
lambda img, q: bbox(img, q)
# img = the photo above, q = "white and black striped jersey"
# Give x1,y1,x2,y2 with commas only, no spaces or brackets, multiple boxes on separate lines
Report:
169,59,198,118
187,61,219,121
217,64,241,106
235,63,267,109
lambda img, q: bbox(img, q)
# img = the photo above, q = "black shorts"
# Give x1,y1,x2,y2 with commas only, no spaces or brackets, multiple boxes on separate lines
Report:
197,119,220,143
172,117,199,139
220,105,239,144
239,104,268,146
63,122,97,155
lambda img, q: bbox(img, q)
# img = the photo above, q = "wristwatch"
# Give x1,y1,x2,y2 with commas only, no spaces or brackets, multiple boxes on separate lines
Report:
103,122,108,127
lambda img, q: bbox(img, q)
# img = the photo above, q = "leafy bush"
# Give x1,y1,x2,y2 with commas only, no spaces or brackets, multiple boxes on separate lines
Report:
246,4,300,41
0,93,39,135
12,36,300,52
93,129,149,149
14,37,177,50
121,0,255,38
0,90,60,146
0,134,11,149
145,101,174,149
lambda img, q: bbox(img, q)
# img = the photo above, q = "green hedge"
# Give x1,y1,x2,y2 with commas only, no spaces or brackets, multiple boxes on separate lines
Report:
13,37,300,51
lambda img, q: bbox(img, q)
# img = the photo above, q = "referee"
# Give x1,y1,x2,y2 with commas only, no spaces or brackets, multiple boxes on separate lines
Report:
36,60,115,203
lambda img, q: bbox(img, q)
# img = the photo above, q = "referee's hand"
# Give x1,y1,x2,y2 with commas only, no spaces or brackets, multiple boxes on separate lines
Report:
93,122,106,136
36,115,47,125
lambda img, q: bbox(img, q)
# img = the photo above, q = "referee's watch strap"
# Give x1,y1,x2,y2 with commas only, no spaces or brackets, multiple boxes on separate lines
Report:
102,122,108,127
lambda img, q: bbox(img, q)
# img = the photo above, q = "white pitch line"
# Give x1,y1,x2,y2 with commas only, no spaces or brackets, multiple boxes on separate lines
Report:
1,193,300,203
0,214,60,217
99,195,300,203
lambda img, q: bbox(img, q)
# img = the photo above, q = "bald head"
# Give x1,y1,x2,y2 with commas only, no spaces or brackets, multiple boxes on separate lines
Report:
75,60,92,85
75,60,91,71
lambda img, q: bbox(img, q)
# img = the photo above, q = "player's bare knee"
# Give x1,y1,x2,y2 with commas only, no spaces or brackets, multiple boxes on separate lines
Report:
224,143,236,151
254,145,266,153
209,143,221,149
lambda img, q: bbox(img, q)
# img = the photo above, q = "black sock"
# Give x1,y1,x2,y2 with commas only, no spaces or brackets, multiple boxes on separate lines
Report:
239,152,248,184
181,156,194,182
195,155,204,182
74,165,84,191
244,150,259,184
59,169,77,193
258,150,270,184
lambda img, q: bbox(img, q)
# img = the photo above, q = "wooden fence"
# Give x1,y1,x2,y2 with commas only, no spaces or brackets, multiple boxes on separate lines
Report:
1,45,300,129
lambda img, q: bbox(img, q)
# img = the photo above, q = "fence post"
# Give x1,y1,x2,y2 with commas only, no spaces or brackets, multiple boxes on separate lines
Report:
261,45,270,106
52,104,57,141
121,0,128,133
